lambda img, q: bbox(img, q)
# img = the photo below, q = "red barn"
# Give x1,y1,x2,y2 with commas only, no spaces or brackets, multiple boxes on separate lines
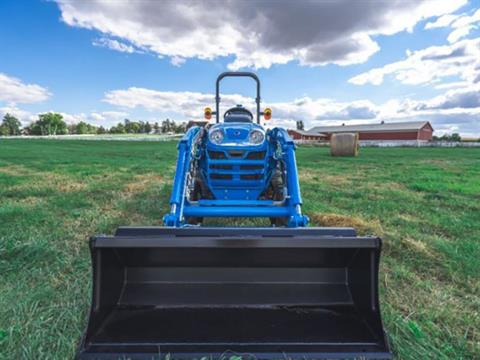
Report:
287,129,326,141
308,121,433,141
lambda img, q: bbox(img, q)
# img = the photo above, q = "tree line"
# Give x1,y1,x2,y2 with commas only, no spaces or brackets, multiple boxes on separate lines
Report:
0,113,187,136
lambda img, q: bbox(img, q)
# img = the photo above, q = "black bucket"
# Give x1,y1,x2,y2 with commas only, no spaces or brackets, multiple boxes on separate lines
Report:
76,227,391,359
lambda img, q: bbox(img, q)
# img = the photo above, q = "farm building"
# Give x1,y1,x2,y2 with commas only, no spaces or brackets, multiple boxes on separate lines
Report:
308,121,434,141
287,129,326,141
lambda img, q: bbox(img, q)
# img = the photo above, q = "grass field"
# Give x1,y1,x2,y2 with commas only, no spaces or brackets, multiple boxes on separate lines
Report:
0,139,479,359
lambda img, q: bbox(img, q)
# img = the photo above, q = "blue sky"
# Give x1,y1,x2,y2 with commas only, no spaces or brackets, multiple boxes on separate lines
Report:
0,0,479,135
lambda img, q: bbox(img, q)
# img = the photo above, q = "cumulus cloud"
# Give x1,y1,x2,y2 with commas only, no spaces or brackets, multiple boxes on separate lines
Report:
0,108,129,128
349,37,480,86
92,37,143,54
60,110,129,126
102,83,480,136
425,8,480,43
0,105,37,126
103,86,381,125
0,73,51,104
409,85,480,110
55,0,465,69
104,87,255,118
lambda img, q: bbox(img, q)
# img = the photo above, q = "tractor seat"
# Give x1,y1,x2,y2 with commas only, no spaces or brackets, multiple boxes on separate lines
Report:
224,105,253,123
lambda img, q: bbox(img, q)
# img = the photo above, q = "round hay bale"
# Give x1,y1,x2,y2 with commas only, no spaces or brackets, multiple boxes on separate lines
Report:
330,133,359,157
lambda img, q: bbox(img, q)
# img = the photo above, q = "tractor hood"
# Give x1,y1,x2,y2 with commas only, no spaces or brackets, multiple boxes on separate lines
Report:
207,122,266,146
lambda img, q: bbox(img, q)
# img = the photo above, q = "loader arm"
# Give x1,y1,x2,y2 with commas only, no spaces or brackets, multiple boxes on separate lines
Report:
163,126,203,227
270,127,308,227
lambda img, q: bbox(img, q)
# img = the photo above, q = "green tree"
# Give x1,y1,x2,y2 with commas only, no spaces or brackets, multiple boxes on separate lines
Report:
97,126,107,134
161,118,174,133
153,122,160,134
174,121,186,134
144,121,152,134
434,133,462,142
449,133,461,142
74,121,97,134
110,122,126,134
124,119,141,133
1,114,22,135
0,124,9,136
76,121,89,134
296,120,304,131
30,113,68,135
137,121,146,133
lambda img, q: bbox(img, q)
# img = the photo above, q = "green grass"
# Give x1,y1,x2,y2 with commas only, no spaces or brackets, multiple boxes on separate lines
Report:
0,140,479,359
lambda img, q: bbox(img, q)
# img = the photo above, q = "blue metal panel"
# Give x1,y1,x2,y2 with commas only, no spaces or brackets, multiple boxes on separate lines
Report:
197,199,277,206
184,205,290,218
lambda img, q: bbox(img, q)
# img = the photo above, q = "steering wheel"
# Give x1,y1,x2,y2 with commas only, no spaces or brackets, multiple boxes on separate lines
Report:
223,106,253,120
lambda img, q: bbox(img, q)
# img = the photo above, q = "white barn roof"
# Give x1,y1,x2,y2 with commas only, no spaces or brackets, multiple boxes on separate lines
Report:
288,129,326,136
308,121,432,134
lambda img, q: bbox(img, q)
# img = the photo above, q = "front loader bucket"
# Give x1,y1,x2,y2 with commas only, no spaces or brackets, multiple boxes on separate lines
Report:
77,227,391,359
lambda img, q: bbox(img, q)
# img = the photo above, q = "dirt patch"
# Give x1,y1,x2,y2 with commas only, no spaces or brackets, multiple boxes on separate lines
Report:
298,170,351,185
20,196,44,206
310,212,384,235
41,173,87,192
397,213,420,223
0,164,38,176
359,181,407,192
124,173,164,194
401,236,437,258
0,165,87,192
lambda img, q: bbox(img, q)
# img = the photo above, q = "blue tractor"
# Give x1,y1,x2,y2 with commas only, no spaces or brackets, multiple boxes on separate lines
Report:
164,72,308,228
77,72,391,360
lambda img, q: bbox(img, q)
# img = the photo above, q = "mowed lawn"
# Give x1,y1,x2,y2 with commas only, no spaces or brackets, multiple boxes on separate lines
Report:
0,139,479,359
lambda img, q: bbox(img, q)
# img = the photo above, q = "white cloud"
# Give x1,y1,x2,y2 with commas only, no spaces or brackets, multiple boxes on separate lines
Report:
0,105,36,126
60,110,129,126
0,73,51,104
55,0,466,69
409,85,480,110
425,14,460,29
103,87,250,118
102,83,480,136
92,37,143,54
170,56,186,67
426,9,480,43
349,37,480,86
103,86,381,124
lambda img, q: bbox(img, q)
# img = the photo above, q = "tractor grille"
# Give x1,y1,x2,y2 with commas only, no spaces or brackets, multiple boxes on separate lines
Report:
228,150,245,158
210,174,233,180
246,151,266,160
206,148,268,199
208,151,226,159
240,174,262,180
210,164,233,170
240,164,263,170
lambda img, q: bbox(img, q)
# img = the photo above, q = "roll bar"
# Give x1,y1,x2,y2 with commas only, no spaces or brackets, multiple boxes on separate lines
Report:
215,72,261,124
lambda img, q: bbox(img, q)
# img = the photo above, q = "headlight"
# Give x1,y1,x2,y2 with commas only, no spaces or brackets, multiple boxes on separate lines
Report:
249,130,265,144
209,129,224,144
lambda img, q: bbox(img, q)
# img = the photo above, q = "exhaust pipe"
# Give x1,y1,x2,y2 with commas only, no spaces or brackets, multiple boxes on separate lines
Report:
77,227,391,359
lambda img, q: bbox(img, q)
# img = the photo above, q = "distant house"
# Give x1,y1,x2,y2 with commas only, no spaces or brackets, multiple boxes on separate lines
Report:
287,129,326,141
308,121,434,141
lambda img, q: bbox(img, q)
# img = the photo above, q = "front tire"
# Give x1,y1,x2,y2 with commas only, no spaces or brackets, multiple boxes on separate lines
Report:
185,179,204,225
269,164,288,227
